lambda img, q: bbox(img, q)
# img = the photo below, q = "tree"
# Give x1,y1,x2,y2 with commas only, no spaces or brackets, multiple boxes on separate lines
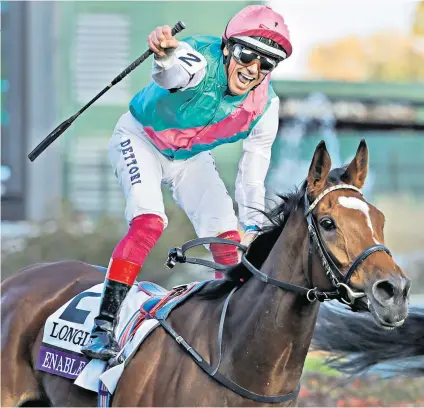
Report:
307,30,424,82
412,1,424,37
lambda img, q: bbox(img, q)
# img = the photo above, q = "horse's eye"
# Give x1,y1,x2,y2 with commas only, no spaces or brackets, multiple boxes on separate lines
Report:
320,217,336,231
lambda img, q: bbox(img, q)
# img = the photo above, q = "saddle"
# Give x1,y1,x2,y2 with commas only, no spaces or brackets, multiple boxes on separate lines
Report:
138,281,191,320
36,277,207,394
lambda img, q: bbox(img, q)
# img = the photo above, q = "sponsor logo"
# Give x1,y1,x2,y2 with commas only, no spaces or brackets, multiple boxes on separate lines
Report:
36,289,100,380
49,321,90,346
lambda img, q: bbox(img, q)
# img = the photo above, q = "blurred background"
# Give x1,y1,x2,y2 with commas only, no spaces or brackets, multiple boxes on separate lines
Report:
1,1,424,405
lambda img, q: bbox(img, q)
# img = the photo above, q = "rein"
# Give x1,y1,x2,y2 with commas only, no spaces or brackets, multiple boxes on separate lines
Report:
167,183,392,305
163,184,393,403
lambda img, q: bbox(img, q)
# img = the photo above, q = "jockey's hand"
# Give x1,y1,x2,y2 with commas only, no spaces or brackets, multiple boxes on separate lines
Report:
148,25,179,58
237,232,258,262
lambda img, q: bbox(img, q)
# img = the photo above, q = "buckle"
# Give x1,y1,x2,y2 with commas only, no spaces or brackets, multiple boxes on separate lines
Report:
171,284,189,295
165,247,185,269
108,352,125,368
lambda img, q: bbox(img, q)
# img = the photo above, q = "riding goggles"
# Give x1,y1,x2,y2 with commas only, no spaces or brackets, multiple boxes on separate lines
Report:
232,44,278,73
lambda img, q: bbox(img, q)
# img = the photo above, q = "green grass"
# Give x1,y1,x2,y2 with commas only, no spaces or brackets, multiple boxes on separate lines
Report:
303,355,341,376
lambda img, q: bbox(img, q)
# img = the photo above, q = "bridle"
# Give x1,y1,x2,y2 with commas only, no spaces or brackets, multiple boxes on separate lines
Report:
167,183,392,306
303,183,392,305
162,183,393,403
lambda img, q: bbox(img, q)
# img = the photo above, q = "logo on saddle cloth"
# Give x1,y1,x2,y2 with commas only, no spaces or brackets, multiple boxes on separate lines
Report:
35,279,207,388
36,285,104,380
36,283,154,381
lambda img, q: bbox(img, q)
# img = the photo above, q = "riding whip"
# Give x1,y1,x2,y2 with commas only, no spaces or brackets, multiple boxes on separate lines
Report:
28,21,186,162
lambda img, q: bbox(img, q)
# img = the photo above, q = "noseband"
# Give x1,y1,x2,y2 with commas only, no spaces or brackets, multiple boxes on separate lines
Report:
167,183,392,306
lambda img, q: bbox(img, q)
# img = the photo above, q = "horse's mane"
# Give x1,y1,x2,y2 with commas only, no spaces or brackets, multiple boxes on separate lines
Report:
200,183,306,299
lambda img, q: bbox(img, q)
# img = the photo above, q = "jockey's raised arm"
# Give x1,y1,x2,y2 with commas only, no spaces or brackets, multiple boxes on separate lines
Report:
152,41,207,90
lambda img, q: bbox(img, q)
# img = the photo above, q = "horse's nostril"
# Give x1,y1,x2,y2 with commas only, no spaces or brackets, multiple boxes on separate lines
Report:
373,280,396,303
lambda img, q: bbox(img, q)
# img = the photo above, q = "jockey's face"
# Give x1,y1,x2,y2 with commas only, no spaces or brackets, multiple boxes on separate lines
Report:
223,45,266,96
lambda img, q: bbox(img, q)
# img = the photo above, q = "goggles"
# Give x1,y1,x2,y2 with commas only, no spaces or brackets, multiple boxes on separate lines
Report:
232,44,278,73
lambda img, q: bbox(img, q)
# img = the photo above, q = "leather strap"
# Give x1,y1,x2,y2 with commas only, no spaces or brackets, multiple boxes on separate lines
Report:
158,315,300,403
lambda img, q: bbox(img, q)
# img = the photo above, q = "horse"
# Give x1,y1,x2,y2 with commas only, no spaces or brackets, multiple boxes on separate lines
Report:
1,140,411,407
312,301,424,377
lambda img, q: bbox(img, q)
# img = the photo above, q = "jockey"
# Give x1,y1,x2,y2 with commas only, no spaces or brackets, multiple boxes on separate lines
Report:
81,5,292,361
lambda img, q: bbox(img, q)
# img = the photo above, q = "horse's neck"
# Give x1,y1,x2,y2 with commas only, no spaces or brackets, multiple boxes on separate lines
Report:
223,208,319,397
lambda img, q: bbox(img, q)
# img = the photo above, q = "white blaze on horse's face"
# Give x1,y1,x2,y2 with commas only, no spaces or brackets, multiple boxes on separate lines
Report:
337,196,381,245
306,139,410,329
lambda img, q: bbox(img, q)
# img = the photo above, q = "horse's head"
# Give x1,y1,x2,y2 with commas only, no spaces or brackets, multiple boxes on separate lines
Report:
306,139,410,329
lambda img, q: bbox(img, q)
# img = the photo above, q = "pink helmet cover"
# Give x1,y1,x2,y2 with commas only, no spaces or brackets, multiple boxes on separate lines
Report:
223,5,292,58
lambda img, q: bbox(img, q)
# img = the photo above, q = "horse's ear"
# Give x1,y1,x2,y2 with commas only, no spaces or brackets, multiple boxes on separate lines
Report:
341,139,369,189
307,141,332,198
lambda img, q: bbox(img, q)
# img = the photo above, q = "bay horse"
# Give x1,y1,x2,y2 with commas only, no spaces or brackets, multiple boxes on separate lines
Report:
1,140,410,407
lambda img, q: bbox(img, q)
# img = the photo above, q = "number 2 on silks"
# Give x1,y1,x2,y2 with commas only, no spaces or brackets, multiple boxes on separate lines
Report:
178,53,201,67
59,292,101,325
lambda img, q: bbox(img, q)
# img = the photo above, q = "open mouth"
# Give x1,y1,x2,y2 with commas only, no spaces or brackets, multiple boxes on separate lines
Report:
368,300,405,330
237,72,255,86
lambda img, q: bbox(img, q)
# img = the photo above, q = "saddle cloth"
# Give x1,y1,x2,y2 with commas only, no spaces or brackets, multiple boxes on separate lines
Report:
36,279,207,394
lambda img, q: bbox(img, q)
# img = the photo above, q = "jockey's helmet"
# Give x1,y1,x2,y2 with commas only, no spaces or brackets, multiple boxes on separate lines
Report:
222,5,292,61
